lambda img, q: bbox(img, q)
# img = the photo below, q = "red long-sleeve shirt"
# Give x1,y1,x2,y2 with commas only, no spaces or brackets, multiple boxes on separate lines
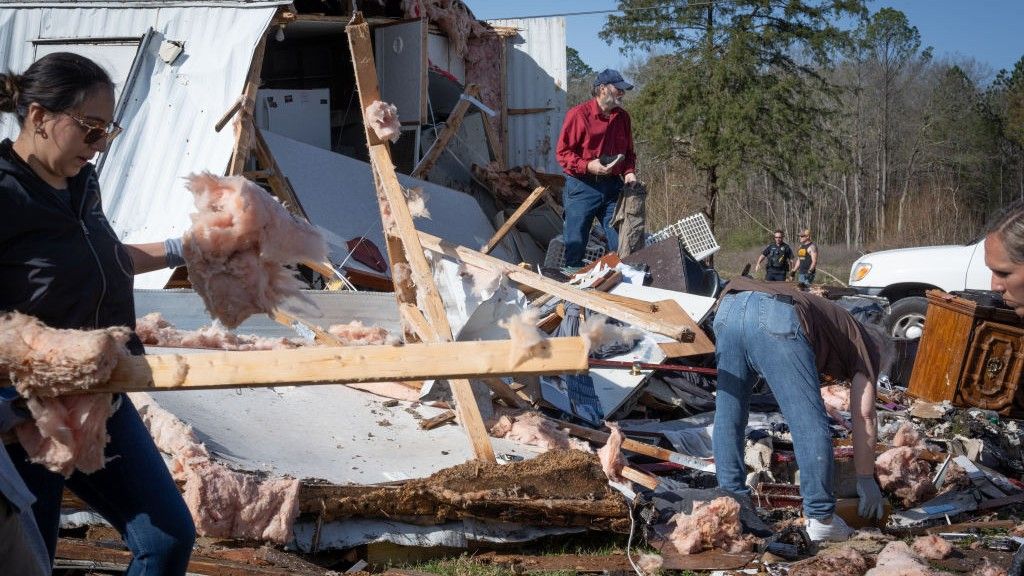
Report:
556,98,636,178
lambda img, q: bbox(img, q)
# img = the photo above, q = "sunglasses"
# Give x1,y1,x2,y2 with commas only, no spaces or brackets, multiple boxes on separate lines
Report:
65,111,123,144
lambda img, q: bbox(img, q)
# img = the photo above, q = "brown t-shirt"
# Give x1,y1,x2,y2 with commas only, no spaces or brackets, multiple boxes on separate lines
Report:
719,276,884,383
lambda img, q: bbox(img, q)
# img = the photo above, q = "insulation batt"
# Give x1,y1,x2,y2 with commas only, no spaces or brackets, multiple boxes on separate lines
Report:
404,186,431,219
130,393,300,543
876,422,936,508
365,100,401,143
911,535,953,560
875,446,936,507
637,553,664,574
579,316,642,356
789,546,868,576
326,321,400,346
392,263,417,304
458,262,502,297
668,496,756,554
136,312,303,350
822,383,853,430
0,312,131,476
597,421,627,483
183,172,327,329
498,309,548,366
864,541,937,576
489,411,592,453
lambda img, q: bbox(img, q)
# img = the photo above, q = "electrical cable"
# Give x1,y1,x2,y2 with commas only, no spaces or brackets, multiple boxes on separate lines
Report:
625,495,645,576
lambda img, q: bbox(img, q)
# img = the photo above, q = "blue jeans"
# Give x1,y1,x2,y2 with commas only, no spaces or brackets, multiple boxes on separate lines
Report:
562,175,623,267
7,394,195,575
798,271,816,285
712,291,836,519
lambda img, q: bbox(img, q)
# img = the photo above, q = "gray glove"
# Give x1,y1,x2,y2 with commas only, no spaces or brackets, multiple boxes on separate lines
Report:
856,474,885,519
164,236,186,269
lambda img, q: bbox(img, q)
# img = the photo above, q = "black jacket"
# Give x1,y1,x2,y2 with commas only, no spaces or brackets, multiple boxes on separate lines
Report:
0,139,143,354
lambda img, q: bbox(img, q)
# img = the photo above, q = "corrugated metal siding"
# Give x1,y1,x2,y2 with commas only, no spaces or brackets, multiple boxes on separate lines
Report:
0,4,282,289
487,17,566,173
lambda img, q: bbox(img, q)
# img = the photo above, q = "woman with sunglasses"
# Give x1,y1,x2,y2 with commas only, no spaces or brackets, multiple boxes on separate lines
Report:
1,52,194,575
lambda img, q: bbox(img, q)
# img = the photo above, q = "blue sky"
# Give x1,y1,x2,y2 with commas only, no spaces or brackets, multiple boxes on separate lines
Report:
466,1,1022,81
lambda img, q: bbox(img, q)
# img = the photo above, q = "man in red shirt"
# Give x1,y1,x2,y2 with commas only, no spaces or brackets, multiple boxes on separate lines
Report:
556,69,638,272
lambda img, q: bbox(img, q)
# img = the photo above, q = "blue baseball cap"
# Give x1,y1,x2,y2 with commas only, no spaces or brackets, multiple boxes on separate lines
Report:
593,68,634,91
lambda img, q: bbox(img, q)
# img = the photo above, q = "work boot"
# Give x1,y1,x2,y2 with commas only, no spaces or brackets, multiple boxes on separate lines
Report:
805,514,854,542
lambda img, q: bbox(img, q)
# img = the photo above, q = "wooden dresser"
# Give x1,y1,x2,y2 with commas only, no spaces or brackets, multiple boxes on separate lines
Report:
907,290,1024,417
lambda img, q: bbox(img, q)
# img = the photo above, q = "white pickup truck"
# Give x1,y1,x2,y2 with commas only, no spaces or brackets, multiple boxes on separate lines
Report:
848,238,992,339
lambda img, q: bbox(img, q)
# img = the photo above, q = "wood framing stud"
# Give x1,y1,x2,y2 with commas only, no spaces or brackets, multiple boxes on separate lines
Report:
83,337,589,394
347,12,495,462
417,232,698,342
482,185,548,255
411,84,480,179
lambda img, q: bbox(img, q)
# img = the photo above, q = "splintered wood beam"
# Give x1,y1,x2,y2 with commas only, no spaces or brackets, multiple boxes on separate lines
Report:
411,84,479,179
417,232,697,342
480,106,504,170
482,185,547,255
227,32,268,175
76,337,588,394
525,167,563,218
555,418,715,473
268,308,342,347
481,377,530,409
621,466,660,490
347,12,495,462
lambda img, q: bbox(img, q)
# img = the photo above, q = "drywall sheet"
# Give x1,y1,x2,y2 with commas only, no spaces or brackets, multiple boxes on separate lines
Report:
262,131,510,275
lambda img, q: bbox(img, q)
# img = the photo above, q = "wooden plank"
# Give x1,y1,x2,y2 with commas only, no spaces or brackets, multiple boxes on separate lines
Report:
507,106,555,115
227,32,268,175
410,84,478,179
524,167,563,218
214,95,243,133
590,291,658,313
556,418,715,473
482,377,530,409
480,105,504,170
417,232,697,342
56,538,304,576
347,13,494,462
652,299,716,357
268,308,342,346
419,410,456,430
620,465,659,490
78,337,588,394
482,185,547,255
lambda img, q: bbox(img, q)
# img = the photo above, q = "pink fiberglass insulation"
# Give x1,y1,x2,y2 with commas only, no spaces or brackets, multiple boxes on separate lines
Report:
182,459,300,543
637,553,663,574
490,411,592,453
822,384,850,411
498,309,548,366
0,312,133,476
892,421,926,449
668,496,756,555
864,541,937,576
404,186,430,219
875,445,936,508
971,558,1008,576
326,321,400,346
403,0,485,57
392,263,417,304
579,316,642,356
465,33,503,132
136,312,303,351
15,395,114,476
0,312,130,396
365,100,400,143
790,546,868,576
129,392,300,543
183,172,327,329
597,422,627,483
458,262,502,297
911,535,953,560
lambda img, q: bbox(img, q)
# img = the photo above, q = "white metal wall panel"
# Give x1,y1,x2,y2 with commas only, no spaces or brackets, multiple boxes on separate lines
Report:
487,17,566,173
0,4,283,289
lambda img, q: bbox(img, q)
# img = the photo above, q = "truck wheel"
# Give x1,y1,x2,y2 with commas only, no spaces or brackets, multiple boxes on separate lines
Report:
885,297,928,339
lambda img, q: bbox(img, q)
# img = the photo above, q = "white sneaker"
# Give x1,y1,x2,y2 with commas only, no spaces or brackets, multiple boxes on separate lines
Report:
805,514,855,542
